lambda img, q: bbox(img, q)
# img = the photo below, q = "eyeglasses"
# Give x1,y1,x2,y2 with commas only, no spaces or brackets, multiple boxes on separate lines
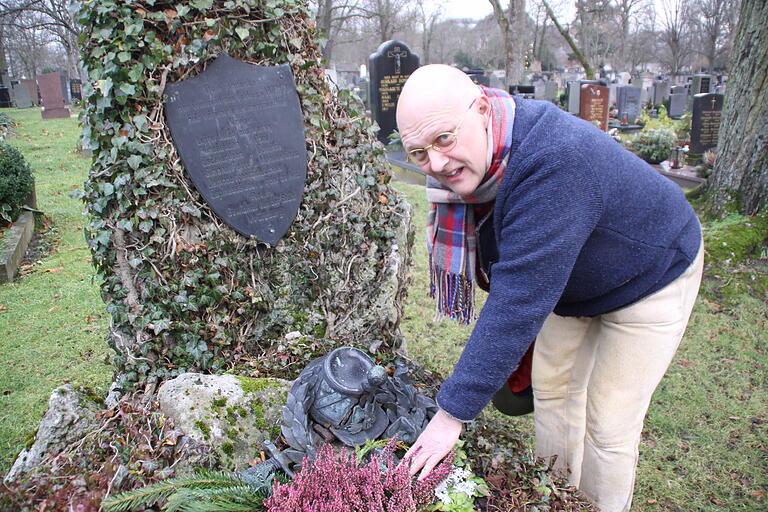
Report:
406,98,477,165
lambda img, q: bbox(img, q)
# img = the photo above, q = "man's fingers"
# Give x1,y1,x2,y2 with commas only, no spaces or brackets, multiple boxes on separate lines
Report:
417,455,440,481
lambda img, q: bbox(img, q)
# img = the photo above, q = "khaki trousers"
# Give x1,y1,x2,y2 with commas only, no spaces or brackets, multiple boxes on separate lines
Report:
532,243,704,512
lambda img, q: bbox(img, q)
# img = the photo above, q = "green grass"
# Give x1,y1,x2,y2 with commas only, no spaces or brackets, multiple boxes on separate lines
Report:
0,108,112,472
394,181,767,511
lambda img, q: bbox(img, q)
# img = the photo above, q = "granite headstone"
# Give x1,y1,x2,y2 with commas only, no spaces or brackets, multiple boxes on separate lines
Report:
616,85,642,123
690,93,724,154
38,71,71,119
22,79,39,106
653,81,670,106
368,40,419,145
544,81,558,103
12,82,33,108
668,93,686,119
567,81,581,114
0,87,11,108
70,79,82,102
579,84,609,131
164,53,307,245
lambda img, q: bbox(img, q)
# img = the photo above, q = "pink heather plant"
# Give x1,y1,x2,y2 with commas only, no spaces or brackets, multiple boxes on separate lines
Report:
265,438,454,512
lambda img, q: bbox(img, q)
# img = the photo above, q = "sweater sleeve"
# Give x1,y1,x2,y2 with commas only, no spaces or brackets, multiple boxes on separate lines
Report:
436,148,603,421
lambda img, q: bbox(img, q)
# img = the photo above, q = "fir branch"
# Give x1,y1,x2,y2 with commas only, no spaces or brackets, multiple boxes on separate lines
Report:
101,470,248,511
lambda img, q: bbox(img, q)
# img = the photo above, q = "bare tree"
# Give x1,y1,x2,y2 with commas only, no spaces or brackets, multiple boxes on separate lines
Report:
315,0,365,63
360,0,412,43
542,0,595,78
610,0,650,71
659,0,694,76
414,0,442,64
690,0,741,72
488,0,526,87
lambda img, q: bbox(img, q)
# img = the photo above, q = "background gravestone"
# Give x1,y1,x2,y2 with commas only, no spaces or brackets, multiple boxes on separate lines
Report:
368,40,419,145
11,82,32,108
668,92,686,118
579,84,609,131
79,0,414,390
616,85,642,123
544,81,558,103
38,71,70,119
567,81,580,114
465,69,490,87
21,79,39,106
653,80,670,106
58,70,71,104
0,87,11,108
687,74,712,111
690,93,724,154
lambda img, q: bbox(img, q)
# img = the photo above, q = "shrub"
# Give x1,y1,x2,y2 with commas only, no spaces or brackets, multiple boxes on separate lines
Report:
265,439,453,511
0,142,34,224
0,112,15,141
631,128,676,164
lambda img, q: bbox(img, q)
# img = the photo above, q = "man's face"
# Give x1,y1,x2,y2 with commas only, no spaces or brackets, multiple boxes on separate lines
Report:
398,95,490,197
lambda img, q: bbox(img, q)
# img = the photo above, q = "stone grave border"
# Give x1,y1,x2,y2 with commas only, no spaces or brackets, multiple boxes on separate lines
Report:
0,210,35,283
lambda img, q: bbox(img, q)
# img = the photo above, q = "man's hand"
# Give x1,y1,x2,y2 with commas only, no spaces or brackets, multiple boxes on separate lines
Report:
403,408,463,480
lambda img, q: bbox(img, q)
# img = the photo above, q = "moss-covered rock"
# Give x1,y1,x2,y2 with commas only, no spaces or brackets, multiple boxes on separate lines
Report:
157,373,289,471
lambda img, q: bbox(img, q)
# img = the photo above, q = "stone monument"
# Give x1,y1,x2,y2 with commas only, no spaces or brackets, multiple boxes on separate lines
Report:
11,82,33,108
579,84,609,131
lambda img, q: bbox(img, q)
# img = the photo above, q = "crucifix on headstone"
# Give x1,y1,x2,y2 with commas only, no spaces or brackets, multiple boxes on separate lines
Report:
387,46,409,75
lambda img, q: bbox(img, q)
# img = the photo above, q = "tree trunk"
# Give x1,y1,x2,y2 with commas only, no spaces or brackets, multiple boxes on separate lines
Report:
703,0,768,217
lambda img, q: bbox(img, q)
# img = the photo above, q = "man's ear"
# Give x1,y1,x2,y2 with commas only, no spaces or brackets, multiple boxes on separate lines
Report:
476,95,491,120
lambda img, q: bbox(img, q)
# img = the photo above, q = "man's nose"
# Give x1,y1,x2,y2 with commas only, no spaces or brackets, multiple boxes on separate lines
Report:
427,148,449,174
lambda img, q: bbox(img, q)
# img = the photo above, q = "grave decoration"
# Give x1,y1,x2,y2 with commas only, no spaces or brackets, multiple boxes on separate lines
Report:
368,40,419,144
78,0,413,392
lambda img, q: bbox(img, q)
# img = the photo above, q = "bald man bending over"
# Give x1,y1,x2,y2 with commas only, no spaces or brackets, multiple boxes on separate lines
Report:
396,65,703,512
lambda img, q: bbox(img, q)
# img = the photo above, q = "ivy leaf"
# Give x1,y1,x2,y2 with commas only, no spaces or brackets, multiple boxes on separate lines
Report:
191,0,213,9
127,155,143,170
101,183,115,196
235,27,249,40
129,258,143,268
95,77,113,96
119,83,136,96
133,114,147,131
117,51,131,63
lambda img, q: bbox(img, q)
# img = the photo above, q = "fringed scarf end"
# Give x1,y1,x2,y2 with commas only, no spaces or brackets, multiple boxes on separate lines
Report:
429,262,476,324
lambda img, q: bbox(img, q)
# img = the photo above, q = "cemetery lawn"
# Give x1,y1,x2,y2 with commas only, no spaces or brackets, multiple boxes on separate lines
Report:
395,182,767,511
0,108,112,473
0,110,763,511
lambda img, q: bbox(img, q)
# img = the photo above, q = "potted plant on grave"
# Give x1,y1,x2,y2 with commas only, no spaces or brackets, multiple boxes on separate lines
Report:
630,127,676,165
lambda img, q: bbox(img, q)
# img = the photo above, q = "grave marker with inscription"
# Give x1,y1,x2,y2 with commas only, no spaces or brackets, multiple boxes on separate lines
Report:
690,93,724,154
70,79,82,102
368,40,419,144
38,71,71,119
164,53,306,246
579,84,609,131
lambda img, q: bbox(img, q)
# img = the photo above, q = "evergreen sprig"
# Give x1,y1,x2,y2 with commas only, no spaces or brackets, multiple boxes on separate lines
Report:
101,469,272,512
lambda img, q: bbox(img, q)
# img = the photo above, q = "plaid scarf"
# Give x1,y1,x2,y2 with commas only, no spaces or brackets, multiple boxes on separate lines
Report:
426,85,515,323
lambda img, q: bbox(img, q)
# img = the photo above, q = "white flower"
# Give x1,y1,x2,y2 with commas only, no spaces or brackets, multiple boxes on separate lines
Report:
434,467,477,504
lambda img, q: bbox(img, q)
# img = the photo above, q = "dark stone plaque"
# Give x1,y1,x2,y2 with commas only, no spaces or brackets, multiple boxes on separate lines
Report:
368,40,419,145
690,93,724,154
465,70,490,87
164,53,307,245
509,85,535,99
579,84,609,131
38,71,71,119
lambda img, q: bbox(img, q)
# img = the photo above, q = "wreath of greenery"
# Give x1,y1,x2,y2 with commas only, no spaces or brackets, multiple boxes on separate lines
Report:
76,0,413,391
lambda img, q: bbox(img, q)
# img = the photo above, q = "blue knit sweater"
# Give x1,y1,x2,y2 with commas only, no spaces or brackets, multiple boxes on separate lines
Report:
436,97,701,422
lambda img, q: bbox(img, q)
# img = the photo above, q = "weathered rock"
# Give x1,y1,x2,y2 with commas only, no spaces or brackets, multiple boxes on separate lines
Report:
5,385,103,482
157,373,289,471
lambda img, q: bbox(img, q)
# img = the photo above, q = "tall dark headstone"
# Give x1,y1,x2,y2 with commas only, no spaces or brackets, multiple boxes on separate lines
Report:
22,79,39,106
690,93,724,154
579,84,609,131
687,74,712,111
509,85,535,99
368,40,419,145
0,87,11,108
70,79,82,101
616,85,642,123
164,54,307,245
38,71,71,119
12,82,33,108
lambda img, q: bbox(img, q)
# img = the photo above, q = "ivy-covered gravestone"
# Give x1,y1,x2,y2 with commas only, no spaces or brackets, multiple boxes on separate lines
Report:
78,0,413,391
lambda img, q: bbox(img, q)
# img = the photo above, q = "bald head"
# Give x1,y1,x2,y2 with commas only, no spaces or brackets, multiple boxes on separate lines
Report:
395,65,492,196
396,65,480,130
